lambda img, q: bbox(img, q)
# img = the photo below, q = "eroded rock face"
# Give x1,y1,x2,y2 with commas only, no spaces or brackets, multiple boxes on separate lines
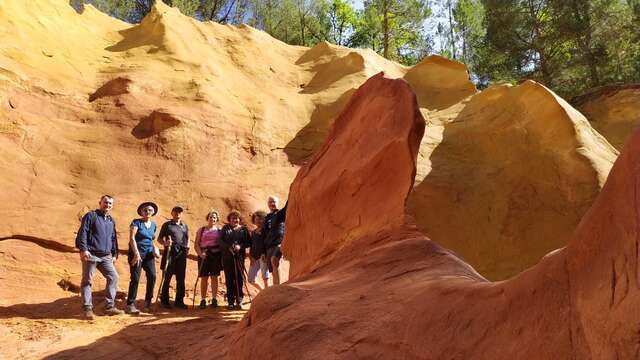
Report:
403,55,477,110
410,82,617,280
230,74,640,360
575,84,640,151
283,73,425,278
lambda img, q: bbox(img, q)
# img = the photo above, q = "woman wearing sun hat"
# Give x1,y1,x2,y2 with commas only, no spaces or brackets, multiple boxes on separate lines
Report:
125,201,159,314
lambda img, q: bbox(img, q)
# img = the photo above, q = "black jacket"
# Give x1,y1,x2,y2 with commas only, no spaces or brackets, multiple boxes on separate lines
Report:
264,202,287,249
249,229,266,260
219,224,251,258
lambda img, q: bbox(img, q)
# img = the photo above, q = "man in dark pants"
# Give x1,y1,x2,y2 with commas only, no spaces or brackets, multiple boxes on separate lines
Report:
264,196,287,285
158,206,190,309
76,195,124,319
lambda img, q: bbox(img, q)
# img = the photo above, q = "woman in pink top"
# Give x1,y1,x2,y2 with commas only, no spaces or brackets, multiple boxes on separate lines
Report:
194,210,223,309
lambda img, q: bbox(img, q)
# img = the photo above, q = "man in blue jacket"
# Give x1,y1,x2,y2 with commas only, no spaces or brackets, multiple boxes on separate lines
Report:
76,195,124,319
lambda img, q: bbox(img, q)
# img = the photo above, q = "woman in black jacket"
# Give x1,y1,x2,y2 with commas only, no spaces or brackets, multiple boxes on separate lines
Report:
219,210,251,310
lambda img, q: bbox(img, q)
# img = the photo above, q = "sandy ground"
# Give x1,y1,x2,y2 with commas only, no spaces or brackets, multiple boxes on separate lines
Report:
0,299,245,360
0,238,288,360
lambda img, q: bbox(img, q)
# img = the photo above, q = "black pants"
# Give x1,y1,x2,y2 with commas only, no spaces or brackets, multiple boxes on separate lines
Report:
222,253,245,305
160,247,187,305
126,251,156,305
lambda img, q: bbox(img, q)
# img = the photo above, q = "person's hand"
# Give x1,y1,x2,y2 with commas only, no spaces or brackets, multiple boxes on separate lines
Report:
79,251,91,262
234,244,241,252
165,238,173,247
130,253,141,266
199,252,207,259
112,256,117,264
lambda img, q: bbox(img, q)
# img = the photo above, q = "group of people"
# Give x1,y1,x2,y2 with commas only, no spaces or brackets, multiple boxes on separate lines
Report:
75,194,286,320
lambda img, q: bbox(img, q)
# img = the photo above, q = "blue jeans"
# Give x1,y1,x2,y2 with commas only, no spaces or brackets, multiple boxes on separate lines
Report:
126,251,156,305
81,253,119,310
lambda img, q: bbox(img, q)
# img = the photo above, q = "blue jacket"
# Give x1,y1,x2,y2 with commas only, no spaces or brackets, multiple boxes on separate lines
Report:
76,210,118,257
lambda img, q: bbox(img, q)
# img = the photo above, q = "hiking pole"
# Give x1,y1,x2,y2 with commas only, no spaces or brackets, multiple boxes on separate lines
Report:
192,253,207,309
229,248,242,309
235,255,253,304
155,245,173,305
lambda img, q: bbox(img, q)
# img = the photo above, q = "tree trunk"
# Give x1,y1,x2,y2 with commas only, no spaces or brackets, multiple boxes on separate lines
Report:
448,0,456,59
209,0,222,21
383,0,389,59
299,1,306,46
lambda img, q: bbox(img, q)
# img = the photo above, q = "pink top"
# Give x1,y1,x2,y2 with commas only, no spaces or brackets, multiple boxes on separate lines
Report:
199,227,221,249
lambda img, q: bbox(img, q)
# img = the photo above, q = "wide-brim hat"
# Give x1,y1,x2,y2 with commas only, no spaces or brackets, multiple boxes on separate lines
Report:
137,202,158,216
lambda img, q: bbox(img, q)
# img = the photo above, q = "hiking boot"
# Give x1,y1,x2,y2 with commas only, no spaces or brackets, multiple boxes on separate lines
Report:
161,301,172,309
234,303,243,310
143,301,152,313
174,302,188,310
199,299,207,309
104,306,124,316
83,309,95,320
125,304,140,315
210,299,218,308
226,303,234,310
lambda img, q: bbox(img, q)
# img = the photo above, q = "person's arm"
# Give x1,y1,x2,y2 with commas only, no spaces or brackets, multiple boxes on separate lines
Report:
158,222,171,247
184,224,190,250
111,218,118,262
219,225,233,252
76,212,93,261
194,227,205,258
129,223,141,266
276,202,288,222
242,227,252,248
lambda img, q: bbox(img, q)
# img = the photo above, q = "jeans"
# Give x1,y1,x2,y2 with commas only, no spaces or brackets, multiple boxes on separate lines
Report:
160,248,187,305
222,253,245,305
81,253,118,310
126,251,156,305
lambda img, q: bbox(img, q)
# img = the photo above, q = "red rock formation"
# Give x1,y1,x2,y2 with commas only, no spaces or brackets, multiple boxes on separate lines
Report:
229,73,640,359
283,72,425,278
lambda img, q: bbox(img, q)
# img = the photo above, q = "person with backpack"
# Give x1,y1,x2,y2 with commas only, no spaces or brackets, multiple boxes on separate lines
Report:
158,206,190,309
264,196,287,285
75,195,124,319
248,210,270,290
194,210,223,309
219,210,251,310
125,201,159,315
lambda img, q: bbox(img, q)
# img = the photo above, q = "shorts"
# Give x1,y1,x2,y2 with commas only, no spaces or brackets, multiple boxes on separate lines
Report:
197,250,223,277
266,245,282,272
248,258,269,283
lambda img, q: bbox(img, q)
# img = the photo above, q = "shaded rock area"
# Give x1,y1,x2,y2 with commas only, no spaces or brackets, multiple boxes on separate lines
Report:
575,84,640,151
131,110,181,139
410,82,616,280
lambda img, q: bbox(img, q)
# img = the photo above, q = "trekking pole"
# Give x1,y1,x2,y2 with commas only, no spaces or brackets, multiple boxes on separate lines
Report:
192,253,208,309
229,248,242,309
155,245,172,305
236,255,253,304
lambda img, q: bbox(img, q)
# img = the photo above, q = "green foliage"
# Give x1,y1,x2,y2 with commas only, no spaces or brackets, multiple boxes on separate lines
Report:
349,0,431,63
453,0,484,76
456,0,640,97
